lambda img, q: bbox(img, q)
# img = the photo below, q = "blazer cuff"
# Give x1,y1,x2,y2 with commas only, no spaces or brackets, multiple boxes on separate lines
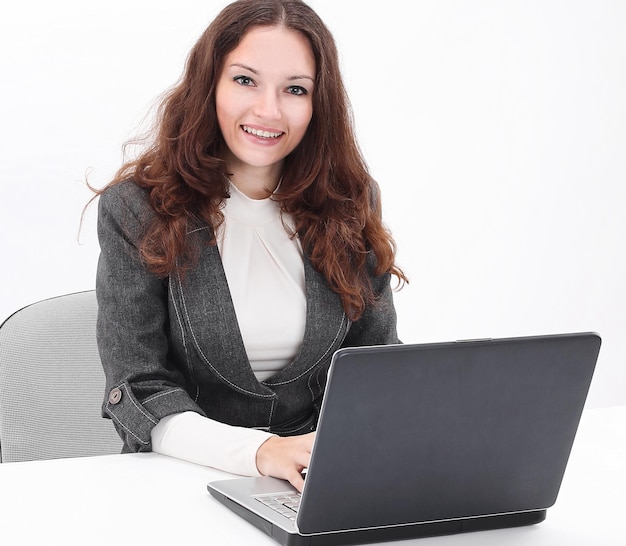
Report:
104,382,203,452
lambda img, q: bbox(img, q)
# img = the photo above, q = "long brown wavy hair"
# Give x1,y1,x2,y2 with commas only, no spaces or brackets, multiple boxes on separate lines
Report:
94,0,407,320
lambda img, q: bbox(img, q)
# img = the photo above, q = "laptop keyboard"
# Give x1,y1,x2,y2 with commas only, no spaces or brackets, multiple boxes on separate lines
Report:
255,494,301,520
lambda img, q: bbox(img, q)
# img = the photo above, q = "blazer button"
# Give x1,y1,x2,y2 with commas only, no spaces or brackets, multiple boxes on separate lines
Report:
108,387,123,405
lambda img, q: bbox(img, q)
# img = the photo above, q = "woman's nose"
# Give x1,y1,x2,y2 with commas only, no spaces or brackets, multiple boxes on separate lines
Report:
253,89,281,120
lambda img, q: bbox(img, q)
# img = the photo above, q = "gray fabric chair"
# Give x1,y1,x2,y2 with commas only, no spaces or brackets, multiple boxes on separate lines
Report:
0,291,122,462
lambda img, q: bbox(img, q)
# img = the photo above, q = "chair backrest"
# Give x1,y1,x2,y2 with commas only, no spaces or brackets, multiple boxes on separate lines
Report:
0,291,122,462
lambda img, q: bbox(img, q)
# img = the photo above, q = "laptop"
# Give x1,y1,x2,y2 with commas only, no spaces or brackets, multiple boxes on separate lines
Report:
207,332,600,545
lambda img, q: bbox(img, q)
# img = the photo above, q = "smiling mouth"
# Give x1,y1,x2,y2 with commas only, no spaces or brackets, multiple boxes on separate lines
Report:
242,125,284,139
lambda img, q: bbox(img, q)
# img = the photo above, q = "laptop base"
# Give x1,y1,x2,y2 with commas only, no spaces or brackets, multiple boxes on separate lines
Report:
208,487,546,546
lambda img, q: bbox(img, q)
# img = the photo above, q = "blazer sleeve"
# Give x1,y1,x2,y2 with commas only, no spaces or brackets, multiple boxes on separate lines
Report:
96,181,204,452
341,255,401,348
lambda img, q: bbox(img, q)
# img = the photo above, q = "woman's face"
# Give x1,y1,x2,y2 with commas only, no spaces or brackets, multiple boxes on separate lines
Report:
216,25,315,182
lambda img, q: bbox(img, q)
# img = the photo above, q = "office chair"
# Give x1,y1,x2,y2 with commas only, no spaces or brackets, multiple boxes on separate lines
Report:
0,291,123,462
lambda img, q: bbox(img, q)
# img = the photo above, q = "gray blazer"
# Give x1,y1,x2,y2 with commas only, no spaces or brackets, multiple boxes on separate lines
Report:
96,181,399,452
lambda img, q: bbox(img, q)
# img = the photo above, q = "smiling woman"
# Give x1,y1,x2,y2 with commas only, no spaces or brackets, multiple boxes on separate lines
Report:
91,0,407,493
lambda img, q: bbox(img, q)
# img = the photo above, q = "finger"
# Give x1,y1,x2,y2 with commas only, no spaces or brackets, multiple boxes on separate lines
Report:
285,468,305,493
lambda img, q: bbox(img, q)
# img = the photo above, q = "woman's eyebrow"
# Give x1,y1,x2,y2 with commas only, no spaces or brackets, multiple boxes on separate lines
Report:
228,63,258,74
288,74,315,83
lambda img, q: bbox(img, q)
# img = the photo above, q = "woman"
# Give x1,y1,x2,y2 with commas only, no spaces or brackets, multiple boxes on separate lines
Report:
95,0,407,492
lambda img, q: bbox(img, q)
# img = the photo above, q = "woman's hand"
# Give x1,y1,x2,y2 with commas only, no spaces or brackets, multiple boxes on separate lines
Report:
255,432,316,492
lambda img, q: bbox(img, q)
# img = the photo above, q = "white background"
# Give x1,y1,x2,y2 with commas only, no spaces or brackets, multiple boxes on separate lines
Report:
1,1,624,407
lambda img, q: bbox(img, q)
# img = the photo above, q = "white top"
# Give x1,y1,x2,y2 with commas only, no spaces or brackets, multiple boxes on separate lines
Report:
151,182,307,476
216,181,307,379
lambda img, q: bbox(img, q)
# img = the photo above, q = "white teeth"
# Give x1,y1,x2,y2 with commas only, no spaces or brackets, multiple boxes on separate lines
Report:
242,126,282,138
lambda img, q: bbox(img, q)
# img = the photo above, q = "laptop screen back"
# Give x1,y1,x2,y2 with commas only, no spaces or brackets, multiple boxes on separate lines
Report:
296,333,600,535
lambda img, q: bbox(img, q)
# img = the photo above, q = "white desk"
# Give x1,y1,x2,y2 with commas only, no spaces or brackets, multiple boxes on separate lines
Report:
0,406,624,546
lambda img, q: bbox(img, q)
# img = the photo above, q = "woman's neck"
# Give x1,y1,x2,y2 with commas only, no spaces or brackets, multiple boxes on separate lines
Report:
225,157,283,200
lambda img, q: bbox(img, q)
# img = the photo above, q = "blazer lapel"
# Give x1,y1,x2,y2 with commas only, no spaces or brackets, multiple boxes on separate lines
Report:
170,228,274,398
262,256,349,385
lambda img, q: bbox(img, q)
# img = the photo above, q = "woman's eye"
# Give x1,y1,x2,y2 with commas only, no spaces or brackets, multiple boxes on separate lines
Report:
234,76,254,87
287,85,308,96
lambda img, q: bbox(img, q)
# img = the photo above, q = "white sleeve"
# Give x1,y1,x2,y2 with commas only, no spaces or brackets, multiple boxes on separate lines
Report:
150,411,274,476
